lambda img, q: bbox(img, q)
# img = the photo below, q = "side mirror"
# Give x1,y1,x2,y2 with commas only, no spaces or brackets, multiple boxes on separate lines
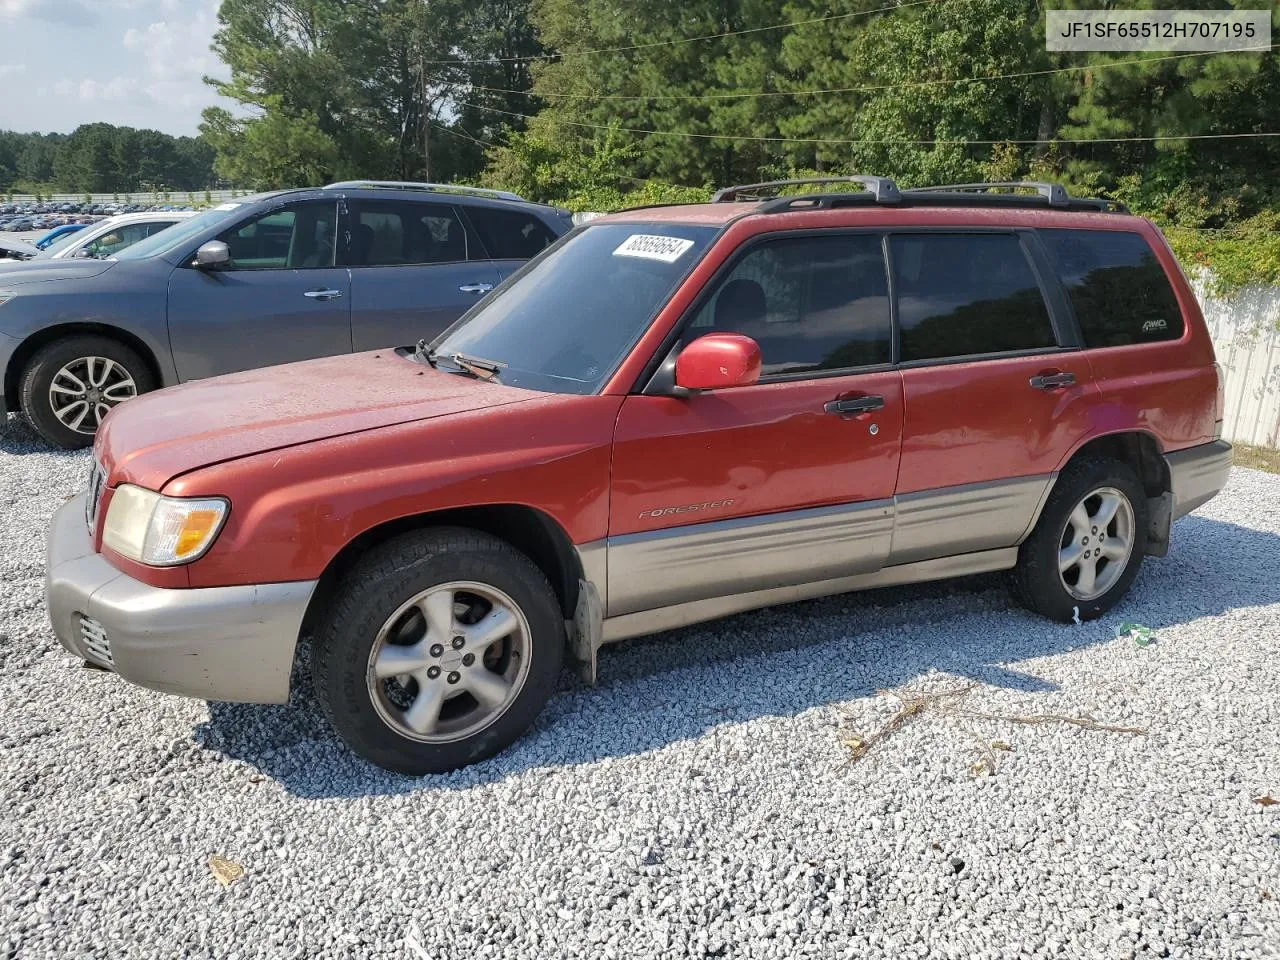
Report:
193,240,231,270
674,333,762,392
72,248,93,259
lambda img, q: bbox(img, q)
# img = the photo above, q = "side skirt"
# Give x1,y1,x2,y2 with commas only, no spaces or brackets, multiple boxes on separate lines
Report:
599,546,1018,645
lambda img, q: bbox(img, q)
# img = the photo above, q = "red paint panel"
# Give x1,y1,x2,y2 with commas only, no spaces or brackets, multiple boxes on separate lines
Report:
897,355,1099,494
150,394,621,588
610,371,904,537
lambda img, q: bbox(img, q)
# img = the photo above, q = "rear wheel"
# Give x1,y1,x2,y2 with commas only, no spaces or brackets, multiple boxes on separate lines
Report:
1011,457,1148,622
311,528,564,774
19,335,154,449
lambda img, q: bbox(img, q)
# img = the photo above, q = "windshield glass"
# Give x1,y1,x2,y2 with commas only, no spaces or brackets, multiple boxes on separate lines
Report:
38,229,85,257
431,222,718,394
113,205,243,261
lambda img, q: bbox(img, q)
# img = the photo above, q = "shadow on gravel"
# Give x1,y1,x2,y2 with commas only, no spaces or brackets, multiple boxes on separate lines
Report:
197,510,1280,798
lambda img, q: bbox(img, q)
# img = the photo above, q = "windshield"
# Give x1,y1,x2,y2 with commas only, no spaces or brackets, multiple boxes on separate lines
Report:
38,229,85,257
113,205,243,261
430,222,718,394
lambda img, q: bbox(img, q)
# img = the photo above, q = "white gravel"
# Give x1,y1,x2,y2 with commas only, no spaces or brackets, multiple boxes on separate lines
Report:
2,411,1278,959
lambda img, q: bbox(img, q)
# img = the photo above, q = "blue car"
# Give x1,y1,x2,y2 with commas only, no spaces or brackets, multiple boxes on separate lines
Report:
34,223,87,250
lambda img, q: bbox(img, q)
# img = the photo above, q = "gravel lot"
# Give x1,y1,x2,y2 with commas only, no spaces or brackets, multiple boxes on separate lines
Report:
2,411,1278,960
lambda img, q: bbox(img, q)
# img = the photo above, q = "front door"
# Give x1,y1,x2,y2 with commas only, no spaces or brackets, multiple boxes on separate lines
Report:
607,232,904,617
343,198,502,351
167,200,351,380
887,231,1098,564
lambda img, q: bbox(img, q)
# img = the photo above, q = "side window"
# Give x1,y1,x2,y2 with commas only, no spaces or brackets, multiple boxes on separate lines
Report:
216,201,338,270
345,200,469,266
465,207,557,261
890,234,1057,362
1040,229,1184,346
688,234,892,376
84,222,153,258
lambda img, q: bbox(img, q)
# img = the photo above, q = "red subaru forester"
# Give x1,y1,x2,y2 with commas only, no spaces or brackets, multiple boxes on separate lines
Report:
46,178,1232,774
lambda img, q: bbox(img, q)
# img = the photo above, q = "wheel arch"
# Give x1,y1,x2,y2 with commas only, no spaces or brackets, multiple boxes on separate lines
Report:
3,322,165,414
299,503,586,641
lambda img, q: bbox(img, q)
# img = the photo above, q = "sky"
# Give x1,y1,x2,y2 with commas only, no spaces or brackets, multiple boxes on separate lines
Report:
0,0,230,136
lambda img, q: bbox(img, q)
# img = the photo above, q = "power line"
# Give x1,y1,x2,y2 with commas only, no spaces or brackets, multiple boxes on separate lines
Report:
456,100,1280,147
419,0,951,66
442,44,1275,103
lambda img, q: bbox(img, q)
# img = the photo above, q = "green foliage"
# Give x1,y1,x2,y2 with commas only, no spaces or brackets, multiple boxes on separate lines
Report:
0,125,214,193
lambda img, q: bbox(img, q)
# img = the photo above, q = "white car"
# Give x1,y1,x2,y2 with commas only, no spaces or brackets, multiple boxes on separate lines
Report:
34,211,196,261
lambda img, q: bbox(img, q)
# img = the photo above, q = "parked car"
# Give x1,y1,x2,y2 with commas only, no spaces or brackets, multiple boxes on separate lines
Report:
1,182,571,447
34,223,87,250
0,236,40,261
44,177,1231,774
29,210,195,262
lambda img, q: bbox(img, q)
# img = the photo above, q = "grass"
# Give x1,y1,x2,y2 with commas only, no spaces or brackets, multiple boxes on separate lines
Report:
1234,443,1280,475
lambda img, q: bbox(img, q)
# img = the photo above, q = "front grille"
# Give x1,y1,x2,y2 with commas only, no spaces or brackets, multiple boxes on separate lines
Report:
79,615,113,667
85,459,105,534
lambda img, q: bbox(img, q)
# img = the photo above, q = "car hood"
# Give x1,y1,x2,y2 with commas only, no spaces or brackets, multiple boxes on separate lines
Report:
0,237,40,259
0,257,116,283
97,350,541,491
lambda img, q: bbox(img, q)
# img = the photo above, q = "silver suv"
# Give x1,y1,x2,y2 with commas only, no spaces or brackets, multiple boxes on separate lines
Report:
0,181,572,448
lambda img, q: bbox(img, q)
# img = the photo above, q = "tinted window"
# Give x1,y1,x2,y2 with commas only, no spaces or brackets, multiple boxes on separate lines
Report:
690,234,891,375
345,200,471,266
432,223,717,394
891,234,1056,362
114,203,244,261
1040,229,1184,346
466,207,557,260
217,201,338,270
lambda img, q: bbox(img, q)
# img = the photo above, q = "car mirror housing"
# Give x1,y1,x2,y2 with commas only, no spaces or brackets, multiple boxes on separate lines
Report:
193,241,231,270
674,333,762,392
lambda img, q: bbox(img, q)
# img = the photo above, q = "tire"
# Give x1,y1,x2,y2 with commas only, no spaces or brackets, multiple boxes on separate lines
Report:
1010,456,1149,623
311,528,565,774
19,335,156,450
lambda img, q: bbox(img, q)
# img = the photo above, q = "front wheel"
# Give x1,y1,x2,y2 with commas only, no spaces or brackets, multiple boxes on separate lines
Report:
19,335,155,449
311,528,564,774
1010,457,1149,623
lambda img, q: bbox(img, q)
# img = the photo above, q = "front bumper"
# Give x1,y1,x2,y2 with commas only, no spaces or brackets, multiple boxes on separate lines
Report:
45,493,317,703
1166,439,1233,520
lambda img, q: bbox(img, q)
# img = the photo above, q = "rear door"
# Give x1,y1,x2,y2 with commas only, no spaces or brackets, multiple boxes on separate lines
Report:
608,232,904,616
166,200,351,380
344,198,501,350
888,231,1097,564
462,205,560,283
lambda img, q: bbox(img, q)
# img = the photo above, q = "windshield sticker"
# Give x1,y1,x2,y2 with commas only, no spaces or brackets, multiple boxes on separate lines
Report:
213,202,242,211
613,234,696,263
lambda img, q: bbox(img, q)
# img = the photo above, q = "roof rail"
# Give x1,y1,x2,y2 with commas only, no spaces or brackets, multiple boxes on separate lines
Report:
323,180,525,202
713,176,902,204
904,181,1072,207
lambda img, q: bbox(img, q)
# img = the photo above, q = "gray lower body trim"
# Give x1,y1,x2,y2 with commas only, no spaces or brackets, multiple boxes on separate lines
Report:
1166,440,1232,520
46,494,316,704
601,547,1017,643
607,499,894,617
889,475,1053,566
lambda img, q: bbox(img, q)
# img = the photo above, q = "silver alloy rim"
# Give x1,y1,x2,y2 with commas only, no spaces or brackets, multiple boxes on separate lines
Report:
1058,486,1135,602
366,581,531,744
48,356,138,434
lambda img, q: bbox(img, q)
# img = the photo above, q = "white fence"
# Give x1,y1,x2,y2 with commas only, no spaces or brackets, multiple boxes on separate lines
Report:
1196,278,1280,448
3,190,242,204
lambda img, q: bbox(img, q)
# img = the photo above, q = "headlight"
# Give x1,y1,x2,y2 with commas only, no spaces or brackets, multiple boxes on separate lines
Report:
101,484,228,566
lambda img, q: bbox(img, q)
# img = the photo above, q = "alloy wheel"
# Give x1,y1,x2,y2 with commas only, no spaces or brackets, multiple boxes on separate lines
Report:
48,356,138,434
1058,486,1136,602
366,581,531,743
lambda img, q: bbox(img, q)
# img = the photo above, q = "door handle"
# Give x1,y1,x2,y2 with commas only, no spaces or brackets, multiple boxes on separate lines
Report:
304,288,343,301
825,395,885,416
1029,371,1076,390
459,282,494,295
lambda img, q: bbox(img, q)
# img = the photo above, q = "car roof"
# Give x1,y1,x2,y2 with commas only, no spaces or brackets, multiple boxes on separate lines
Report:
95,211,197,226
257,185,568,216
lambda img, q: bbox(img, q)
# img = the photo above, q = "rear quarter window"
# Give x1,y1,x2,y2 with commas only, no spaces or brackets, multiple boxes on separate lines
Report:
466,207,557,260
1040,229,1184,347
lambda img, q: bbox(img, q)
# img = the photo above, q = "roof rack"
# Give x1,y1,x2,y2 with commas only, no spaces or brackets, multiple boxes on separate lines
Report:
713,176,902,204
902,181,1126,212
323,180,525,202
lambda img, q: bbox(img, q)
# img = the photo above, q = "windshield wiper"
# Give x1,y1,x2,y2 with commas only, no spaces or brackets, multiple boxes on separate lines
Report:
449,352,505,382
